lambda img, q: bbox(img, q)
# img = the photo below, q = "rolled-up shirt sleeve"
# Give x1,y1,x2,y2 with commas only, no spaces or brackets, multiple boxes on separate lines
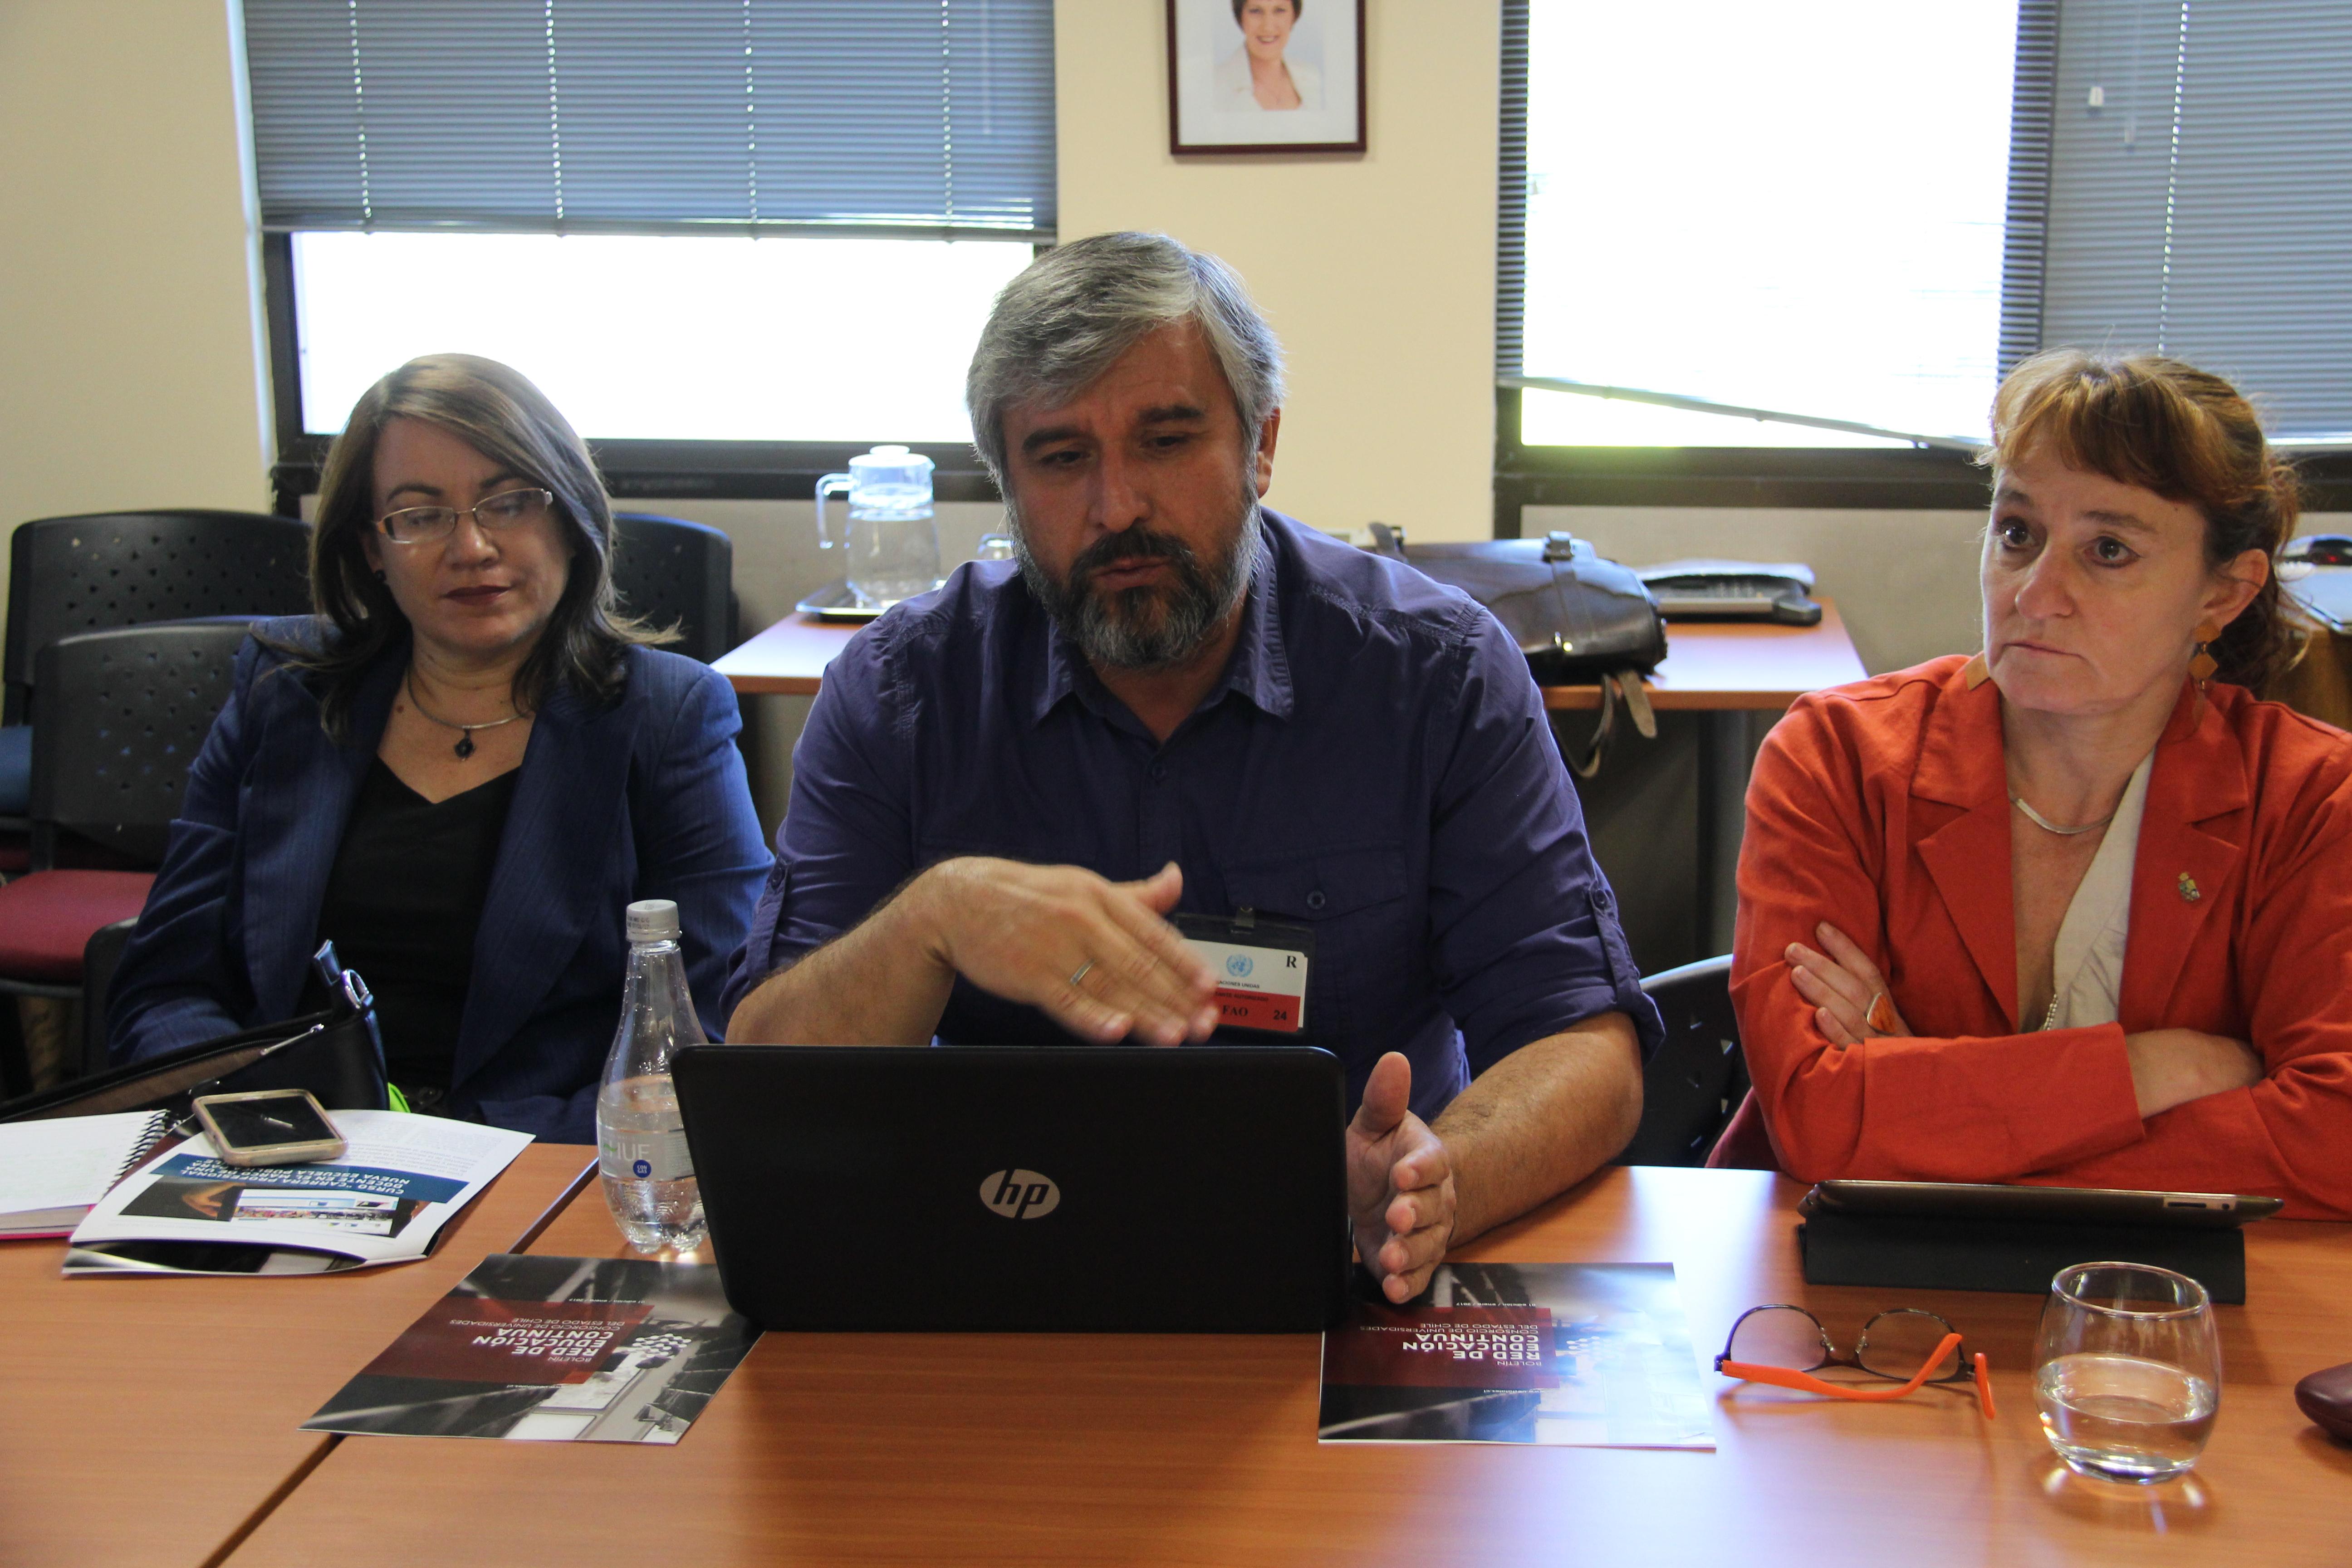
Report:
1425,613,1663,1076
719,624,914,1020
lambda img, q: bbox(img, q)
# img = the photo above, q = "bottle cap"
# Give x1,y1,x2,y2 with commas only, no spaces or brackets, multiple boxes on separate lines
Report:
626,899,681,943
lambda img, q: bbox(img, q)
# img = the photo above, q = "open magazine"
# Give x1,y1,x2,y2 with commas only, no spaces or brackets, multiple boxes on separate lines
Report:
63,1110,532,1277
304,1253,759,1444
1318,1261,1715,1449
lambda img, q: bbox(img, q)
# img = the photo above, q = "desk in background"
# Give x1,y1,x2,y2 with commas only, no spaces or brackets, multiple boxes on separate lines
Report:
0,1144,595,1568
233,1165,2351,1567
715,602,1870,954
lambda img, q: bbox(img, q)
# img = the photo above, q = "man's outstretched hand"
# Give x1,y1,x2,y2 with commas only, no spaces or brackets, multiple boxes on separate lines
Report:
1347,1051,1456,1303
919,858,1219,1046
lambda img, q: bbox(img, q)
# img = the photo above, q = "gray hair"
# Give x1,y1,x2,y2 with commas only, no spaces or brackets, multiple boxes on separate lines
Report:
965,232,1287,485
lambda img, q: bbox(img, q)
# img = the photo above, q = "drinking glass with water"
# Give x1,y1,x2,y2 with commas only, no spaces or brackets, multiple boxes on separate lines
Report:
2034,1262,2220,1483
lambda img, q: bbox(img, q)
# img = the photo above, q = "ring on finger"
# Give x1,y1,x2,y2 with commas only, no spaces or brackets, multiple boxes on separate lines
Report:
1865,991,1898,1034
1069,960,1093,990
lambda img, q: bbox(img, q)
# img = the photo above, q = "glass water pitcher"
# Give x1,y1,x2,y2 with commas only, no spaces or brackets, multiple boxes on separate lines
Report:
816,445,943,608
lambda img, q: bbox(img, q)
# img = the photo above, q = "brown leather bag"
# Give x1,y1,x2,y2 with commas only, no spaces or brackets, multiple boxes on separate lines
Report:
1367,524,1668,776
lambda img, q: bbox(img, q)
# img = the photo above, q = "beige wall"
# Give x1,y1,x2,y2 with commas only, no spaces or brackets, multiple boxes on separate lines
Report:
1055,0,1500,541
0,0,273,609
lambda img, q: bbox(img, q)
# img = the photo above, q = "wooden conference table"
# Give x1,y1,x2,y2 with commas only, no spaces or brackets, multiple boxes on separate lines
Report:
0,1142,598,1568
167,1162,2344,1567
712,598,1868,710
715,603,1869,953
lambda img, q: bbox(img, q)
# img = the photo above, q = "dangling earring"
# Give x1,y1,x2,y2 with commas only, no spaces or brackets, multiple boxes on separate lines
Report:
2189,620,2220,691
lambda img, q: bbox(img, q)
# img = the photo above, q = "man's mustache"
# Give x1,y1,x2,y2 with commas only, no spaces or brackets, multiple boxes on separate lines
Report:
1069,528,1201,589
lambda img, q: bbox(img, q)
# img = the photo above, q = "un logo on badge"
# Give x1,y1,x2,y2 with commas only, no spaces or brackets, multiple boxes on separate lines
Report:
632,1159,652,1178
1227,952,1254,978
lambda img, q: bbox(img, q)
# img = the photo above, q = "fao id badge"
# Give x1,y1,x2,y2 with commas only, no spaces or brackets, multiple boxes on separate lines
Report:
1173,910,1315,1034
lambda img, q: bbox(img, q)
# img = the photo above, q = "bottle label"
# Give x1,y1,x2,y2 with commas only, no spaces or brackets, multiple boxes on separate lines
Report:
600,1125,694,1183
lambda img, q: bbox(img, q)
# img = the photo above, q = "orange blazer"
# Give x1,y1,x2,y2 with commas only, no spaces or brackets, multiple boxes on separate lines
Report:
1731,655,2352,1219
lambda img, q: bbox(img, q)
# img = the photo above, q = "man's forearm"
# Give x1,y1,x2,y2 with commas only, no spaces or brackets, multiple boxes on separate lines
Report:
725,875,956,1046
1433,1012,1643,1247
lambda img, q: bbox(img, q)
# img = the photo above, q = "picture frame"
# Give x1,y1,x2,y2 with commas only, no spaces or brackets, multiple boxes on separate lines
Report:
1166,0,1366,155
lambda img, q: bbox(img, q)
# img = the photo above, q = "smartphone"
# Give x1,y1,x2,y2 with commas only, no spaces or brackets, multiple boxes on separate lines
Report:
191,1089,348,1168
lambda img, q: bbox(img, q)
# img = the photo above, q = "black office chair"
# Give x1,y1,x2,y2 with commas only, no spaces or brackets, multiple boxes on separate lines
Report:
79,918,138,1080
0,511,310,827
611,512,736,664
1616,954,1748,1166
0,622,254,1095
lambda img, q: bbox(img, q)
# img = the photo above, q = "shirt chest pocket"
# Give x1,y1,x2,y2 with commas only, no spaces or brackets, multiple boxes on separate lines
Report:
1220,846,1411,1038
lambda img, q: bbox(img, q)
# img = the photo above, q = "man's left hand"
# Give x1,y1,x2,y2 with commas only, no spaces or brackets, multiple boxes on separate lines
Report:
1347,1051,1455,1303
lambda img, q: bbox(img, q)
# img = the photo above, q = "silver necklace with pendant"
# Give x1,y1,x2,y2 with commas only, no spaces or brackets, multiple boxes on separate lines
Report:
404,670,524,760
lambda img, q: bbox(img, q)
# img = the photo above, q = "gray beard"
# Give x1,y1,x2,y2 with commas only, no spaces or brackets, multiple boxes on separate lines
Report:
1014,492,1262,672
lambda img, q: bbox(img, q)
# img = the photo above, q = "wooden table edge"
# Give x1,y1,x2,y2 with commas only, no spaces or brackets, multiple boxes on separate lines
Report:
196,1148,598,1568
720,609,1865,711
716,672,822,696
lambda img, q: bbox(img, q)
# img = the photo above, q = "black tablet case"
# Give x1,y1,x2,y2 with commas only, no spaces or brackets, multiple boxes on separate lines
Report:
1798,1210,2247,1305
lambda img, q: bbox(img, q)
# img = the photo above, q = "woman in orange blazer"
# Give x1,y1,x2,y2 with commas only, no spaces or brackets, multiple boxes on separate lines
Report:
1725,351,2352,1219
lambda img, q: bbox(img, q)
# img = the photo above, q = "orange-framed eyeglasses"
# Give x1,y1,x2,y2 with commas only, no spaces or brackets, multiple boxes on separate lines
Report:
1715,1304,1996,1420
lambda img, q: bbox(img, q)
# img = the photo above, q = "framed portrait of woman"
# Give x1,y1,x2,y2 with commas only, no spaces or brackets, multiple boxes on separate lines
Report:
1166,0,1366,154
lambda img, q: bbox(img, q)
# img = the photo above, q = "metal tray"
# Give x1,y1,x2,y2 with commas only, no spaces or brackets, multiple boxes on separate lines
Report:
793,581,886,622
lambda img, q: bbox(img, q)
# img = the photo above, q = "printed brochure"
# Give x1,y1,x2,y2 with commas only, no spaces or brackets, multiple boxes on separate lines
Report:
1318,1261,1715,1449
303,1253,760,1444
62,1110,532,1276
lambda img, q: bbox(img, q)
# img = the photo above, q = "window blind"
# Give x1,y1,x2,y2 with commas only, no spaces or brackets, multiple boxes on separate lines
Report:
1494,0,1528,380
2040,0,2352,437
1999,0,2060,377
243,0,1056,240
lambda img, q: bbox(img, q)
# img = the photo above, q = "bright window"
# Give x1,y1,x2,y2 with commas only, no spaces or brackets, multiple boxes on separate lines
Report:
1519,0,2020,447
291,231,1035,442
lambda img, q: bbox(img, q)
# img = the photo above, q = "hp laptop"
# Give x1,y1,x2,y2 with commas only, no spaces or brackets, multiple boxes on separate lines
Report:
671,1044,1351,1333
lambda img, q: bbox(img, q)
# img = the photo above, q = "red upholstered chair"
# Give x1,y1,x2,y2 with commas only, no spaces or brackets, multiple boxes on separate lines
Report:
0,622,256,1097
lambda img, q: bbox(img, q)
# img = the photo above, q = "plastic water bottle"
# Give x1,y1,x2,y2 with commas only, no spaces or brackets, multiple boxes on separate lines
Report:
597,899,708,1254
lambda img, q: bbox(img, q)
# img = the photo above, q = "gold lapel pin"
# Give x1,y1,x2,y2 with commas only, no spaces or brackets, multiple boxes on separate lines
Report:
2177,872,2201,903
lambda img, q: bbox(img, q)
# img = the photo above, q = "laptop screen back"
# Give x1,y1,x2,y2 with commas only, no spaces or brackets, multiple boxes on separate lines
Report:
673,1044,1351,1333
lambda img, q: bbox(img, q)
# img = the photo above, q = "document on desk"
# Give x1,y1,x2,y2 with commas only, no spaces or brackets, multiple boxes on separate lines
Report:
0,1110,171,1238
302,1253,759,1445
59,1111,532,1277
1318,1262,1715,1449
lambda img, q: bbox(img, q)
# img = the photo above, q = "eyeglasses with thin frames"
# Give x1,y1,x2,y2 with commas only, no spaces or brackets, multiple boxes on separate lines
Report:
1715,1303,1996,1419
375,487,555,546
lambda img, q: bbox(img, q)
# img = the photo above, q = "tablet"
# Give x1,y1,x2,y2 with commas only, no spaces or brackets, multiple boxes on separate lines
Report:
1802,1180,2283,1230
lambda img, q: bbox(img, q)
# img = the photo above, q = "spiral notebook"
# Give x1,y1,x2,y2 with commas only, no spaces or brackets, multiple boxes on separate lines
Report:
0,1111,172,1238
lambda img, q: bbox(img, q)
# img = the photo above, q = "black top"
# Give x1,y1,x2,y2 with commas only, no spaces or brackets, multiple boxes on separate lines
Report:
314,759,521,1093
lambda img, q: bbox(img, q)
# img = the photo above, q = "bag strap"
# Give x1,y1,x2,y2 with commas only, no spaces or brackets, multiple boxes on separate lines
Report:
1561,670,1656,780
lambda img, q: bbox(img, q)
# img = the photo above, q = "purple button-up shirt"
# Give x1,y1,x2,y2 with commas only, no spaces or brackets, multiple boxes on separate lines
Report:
722,511,1661,1122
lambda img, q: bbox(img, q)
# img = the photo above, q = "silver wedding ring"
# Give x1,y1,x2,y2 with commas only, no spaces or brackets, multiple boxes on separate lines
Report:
1069,960,1094,989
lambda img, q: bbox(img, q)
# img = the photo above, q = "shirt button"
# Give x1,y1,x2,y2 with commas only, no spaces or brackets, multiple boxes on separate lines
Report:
1306,890,1328,912
1149,762,1168,783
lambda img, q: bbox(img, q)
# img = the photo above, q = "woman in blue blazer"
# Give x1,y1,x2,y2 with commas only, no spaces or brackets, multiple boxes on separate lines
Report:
108,355,770,1144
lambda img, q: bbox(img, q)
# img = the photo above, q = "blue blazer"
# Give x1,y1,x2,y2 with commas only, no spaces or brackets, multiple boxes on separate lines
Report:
108,618,773,1144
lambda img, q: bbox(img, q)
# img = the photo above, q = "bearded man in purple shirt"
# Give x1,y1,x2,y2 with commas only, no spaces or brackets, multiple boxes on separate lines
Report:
725,232,1656,1303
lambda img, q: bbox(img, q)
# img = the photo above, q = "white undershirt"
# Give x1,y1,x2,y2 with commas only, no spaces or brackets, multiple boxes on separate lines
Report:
2040,750,2156,1031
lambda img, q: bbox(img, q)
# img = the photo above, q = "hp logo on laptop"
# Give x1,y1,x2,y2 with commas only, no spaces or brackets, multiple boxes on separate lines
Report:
980,1168,1061,1220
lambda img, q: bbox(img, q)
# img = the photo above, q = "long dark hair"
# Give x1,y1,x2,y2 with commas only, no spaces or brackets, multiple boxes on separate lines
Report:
270,353,671,740
1983,349,2302,691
